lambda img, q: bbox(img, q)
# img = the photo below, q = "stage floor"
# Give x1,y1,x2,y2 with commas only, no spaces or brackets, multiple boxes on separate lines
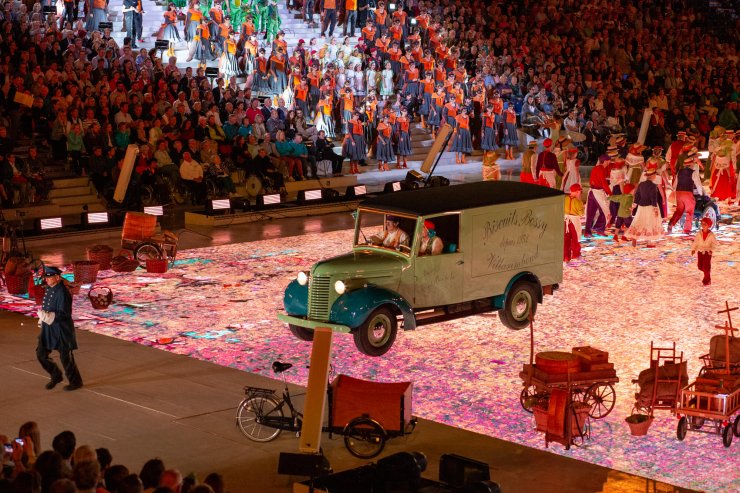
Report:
3,215,739,492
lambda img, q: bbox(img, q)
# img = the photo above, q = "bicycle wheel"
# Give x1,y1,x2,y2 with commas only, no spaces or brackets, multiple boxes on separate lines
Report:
343,416,386,459
236,395,283,442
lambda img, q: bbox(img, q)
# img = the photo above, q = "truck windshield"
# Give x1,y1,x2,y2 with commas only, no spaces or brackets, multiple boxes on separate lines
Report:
354,209,416,255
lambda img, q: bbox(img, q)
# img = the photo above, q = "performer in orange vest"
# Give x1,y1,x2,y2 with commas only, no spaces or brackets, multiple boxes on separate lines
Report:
395,108,412,169
451,108,472,164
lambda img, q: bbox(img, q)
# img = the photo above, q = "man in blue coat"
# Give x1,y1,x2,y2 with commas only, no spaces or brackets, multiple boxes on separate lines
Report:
37,266,83,391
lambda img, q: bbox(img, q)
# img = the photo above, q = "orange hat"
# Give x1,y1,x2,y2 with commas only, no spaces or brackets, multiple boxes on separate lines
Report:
569,183,582,193
567,148,578,154
701,217,713,227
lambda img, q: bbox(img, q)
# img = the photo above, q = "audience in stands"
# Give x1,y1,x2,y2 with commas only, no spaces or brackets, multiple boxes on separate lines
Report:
0,0,737,210
1,424,227,493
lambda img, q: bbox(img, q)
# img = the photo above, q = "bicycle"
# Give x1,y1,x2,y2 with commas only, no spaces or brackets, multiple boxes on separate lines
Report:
235,361,417,459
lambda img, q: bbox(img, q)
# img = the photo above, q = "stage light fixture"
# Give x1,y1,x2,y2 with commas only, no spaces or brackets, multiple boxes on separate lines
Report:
383,181,402,193
98,21,113,29
410,18,417,25
389,2,396,10
154,40,169,50
143,205,164,216
698,151,709,159
38,217,63,231
256,193,282,209
298,189,323,205
211,199,231,211
345,184,367,198
85,212,109,225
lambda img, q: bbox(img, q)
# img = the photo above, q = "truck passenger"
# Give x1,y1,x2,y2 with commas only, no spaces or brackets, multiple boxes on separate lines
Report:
418,220,444,256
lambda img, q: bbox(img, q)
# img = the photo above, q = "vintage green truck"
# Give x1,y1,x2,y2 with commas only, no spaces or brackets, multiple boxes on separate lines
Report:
277,181,565,356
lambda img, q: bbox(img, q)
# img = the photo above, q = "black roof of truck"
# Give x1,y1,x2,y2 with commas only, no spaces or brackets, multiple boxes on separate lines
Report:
360,181,564,216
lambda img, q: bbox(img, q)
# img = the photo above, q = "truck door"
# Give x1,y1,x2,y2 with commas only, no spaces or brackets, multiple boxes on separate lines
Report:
413,214,464,309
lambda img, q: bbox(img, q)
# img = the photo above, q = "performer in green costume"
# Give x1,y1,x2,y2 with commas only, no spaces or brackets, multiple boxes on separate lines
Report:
228,0,244,27
253,0,267,32
264,0,281,43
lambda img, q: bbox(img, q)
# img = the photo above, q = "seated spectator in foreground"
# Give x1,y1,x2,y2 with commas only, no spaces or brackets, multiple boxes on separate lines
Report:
179,152,207,205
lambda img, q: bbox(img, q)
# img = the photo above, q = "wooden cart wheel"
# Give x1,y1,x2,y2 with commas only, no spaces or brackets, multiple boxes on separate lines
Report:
734,415,740,438
722,424,733,448
584,383,616,419
519,386,547,413
676,417,688,441
343,416,386,459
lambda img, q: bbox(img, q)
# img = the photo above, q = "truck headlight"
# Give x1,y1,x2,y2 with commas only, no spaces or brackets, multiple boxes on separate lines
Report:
297,271,308,286
334,280,346,294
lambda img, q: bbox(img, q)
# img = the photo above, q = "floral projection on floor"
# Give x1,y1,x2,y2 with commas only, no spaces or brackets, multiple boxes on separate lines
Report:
2,210,739,492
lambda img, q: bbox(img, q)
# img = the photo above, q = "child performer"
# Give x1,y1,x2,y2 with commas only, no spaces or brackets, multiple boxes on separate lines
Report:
610,183,634,242
427,85,444,139
348,112,366,174
564,183,584,262
691,217,718,286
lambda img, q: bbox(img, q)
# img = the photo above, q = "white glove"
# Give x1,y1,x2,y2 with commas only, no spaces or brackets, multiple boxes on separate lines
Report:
38,310,56,326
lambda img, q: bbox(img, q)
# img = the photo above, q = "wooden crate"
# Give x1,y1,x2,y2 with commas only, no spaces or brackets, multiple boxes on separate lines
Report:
572,346,609,368
331,375,412,433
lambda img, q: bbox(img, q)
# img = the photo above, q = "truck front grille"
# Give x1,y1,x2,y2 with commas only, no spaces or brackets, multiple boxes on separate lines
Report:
307,275,331,321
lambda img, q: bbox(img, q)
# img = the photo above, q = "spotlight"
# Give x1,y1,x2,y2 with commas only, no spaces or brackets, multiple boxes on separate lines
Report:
298,189,323,205
256,193,282,209
37,217,63,232
345,184,367,198
82,212,109,227
410,17,417,25
154,40,169,51
698,151,709,160
383,181,403,193
439,453,490,488
143,205,164,216
205,67,219,78
210,199,231,211
389,2,396,10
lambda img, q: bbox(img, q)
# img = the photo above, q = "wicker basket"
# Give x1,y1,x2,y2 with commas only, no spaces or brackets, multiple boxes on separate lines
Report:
88,285,113,309
87,245,114,270
111,251,140,273
6,271,32,295
73,260,100,284
145,258,169,273
625,413,654,436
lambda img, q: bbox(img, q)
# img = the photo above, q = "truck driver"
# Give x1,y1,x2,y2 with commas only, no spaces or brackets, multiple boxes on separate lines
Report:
370,215,410,250
418,220,444,256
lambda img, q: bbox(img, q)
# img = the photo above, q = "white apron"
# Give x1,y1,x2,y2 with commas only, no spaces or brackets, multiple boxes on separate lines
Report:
565,214,582,241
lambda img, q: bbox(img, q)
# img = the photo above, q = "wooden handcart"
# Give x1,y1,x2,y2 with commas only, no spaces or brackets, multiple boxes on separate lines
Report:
519,347,619,450
632,342,688,416
120,212,179,266
673,303,740,447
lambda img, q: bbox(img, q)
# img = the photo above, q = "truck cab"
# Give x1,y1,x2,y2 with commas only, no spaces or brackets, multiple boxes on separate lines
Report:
278,182,564,356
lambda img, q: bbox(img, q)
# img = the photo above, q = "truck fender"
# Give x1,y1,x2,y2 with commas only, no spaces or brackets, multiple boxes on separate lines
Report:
330,285,417,331
283,279,308,316
491,272,542,309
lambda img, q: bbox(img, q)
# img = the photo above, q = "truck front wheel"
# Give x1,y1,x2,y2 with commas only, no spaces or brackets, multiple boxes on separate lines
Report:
288,324,315,341
499,281,538,330
353,307,397,357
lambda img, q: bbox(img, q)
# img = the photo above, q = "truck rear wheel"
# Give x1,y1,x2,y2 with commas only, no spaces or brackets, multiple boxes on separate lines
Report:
499,281,538,330
288,324,314,341
353,307,397,357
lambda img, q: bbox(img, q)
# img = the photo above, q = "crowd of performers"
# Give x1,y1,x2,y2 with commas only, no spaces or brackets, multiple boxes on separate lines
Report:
151,0,532,172
553,128,736,285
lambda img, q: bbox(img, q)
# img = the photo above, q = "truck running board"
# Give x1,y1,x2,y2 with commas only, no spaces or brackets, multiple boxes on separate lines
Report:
405,300,496,328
